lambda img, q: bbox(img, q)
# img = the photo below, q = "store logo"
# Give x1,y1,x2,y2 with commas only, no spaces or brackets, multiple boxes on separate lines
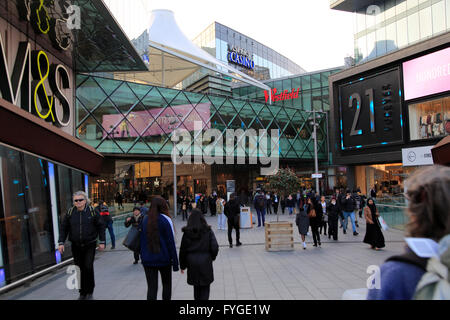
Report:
407,151,417,163
264,88,300,103
0,33,71,127
16,0,80,51
227,45,255,70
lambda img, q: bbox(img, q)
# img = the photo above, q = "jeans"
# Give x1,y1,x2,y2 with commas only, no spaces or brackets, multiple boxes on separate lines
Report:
288,207,294,215
143,265,172,300
256,208,266,226
343,211,357,233
194,285,210,300
217,213,227,230
133,251,140,262
72,242,97,296
106,221,115,247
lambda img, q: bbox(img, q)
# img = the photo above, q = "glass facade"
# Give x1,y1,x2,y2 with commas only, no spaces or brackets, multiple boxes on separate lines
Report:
353,0,450,63
232,68,342,111
192,22,307,81
76,74,328,161
0,144,86,286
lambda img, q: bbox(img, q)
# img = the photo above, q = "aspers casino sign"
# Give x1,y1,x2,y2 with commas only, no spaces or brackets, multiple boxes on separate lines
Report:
227,46,255,70
0,32,71,127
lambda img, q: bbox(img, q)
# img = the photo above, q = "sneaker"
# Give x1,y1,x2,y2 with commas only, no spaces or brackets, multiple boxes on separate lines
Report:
111,246,115,250
229,244,233,248
343,230,347,234
313,243,317,247
353,231,359,236
133,260,139,264
236,242,242,247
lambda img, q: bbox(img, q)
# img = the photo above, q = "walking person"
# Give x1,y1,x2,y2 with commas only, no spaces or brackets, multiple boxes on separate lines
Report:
266,192,272,215
287,194,295,215
253,190,266,227
327,197,340,241
225,193,242,247
179,209,219,300
125,207,144,264
198,195,208,215
99,203,116,250
209,193,217,216
216,196,226,230
319,196,328,236
295,200,309,250
335,188,344,228
181,196,189,221
58,191,106,300
341,190,359,236
307,197,323,247
272,192,279,215
367,165,450,300
363,199,385,250
116,192,123,210
140,196,179,300
280,195,286,214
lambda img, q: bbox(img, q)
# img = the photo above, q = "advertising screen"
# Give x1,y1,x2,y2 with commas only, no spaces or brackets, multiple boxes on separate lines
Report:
403,47,450,101
338,68,404,150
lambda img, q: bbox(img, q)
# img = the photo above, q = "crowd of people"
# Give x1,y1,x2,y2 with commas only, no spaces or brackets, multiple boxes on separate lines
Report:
57,165,450,301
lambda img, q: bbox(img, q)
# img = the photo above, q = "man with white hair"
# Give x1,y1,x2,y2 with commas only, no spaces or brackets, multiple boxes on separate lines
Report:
58,191,106,300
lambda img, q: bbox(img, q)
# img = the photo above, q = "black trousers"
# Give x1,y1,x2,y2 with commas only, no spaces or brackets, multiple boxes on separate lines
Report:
273,203,279,214
311,225,321,245
227,215,240,245
194,285,210,300
266,204,272,214
72,242,97,296
133,251,140,262
328,219,338,240
144,265,172,300
319,221,327,235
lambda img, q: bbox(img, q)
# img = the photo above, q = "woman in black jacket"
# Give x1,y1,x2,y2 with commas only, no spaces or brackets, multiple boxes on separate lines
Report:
327,197,340,241
307,197,323,247
179,209,219,300
125,207,144,264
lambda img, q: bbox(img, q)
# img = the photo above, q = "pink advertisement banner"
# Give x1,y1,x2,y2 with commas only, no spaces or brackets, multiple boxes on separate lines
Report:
102,103,211,138
403,47,450,101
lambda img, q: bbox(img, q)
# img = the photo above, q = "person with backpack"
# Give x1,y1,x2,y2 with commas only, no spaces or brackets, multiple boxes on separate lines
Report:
367,165,450,300
253,190,266,227
179,209,219,300
125,207,144,264
224,193,242,248
58,191,106,300
340,190,358,236
99,203,116,250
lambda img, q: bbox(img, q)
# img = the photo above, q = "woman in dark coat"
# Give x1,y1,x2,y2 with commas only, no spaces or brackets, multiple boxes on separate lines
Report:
308,197,323,247
179,209,219,300
327,197,340,241
363,198,385,250
295,201,309,250
198,196,208,215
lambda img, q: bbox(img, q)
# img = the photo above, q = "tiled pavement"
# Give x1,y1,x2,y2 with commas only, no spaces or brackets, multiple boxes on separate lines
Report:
1,212,407,300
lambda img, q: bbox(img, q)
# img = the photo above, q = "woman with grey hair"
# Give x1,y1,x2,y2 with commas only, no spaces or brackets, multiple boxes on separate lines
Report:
367,165,450,300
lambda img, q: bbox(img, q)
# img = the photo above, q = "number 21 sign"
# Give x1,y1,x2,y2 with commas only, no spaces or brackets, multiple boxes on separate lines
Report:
338,68,404,150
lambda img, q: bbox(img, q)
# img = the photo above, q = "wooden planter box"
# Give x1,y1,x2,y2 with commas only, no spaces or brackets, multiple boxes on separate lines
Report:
265,221,294,252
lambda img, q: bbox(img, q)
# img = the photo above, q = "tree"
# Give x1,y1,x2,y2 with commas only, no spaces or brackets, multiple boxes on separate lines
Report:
266,168,301,222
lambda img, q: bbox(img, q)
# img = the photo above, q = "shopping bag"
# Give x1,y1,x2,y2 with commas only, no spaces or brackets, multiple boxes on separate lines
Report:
123,226,141,252
378,216,389,231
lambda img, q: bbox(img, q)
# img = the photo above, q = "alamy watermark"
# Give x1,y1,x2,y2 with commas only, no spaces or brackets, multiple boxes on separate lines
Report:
66,265,80,290
366,265,381,290
171,121,280,176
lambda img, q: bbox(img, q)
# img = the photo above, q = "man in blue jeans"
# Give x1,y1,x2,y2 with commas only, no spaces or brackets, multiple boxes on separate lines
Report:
340,190,359,236
254,190,266,227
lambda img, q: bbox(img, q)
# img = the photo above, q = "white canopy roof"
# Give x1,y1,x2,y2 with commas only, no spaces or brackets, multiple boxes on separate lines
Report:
114,10,271,97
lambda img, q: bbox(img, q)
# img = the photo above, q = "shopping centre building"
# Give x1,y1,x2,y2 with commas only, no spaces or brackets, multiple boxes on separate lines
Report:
0,1,343,287
329,0,450,196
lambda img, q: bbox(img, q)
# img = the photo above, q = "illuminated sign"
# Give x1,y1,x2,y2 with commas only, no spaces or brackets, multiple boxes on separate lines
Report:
227,45,255,70
338,68,404,150
264,88,300,103
17,0,73,51
0,32,71,127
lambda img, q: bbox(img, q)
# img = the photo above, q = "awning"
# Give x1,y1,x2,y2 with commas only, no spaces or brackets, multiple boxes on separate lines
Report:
432,136,450,167
0,98,104,175
113,10,271,96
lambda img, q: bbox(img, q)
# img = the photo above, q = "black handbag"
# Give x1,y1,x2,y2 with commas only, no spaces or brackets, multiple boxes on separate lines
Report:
123,226,141,252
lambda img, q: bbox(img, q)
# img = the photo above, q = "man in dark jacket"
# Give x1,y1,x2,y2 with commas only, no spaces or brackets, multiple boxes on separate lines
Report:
58,191,106,300
208,193,217,216
224,193,242,248
253,190,266,227
327,197,340,241
340,190,358,236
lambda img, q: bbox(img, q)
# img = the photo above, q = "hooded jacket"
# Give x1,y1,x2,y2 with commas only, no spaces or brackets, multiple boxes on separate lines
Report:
179,227,219,286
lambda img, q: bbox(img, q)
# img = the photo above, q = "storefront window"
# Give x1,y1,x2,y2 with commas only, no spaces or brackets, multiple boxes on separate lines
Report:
408,96,450,141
